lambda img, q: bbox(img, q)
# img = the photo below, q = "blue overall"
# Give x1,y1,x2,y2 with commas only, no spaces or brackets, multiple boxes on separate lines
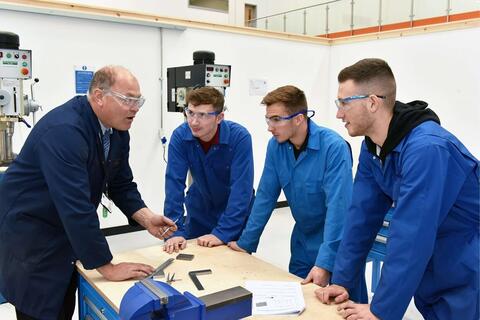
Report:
333,121,479,320
164,120,254,243
237,120,367,302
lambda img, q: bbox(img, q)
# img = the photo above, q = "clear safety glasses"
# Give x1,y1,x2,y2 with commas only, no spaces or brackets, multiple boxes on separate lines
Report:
184,107,220,121
105,90,146,109
265,109,315,127
335,94,386,111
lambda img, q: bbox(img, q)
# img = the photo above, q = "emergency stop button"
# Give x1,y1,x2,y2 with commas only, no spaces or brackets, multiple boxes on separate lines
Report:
21,68,29,75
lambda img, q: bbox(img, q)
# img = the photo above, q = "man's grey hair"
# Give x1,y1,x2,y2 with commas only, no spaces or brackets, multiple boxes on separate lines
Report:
88,65,130,95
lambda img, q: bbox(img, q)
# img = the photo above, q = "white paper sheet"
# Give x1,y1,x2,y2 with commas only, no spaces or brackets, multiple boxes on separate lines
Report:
245,280,305,315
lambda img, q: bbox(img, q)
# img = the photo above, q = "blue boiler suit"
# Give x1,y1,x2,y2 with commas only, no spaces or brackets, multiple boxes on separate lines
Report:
0,96,146,319
332,101,479,320
237,120,367,302
164,120,254,243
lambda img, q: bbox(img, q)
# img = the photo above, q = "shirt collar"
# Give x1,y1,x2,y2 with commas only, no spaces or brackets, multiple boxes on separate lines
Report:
305,119,321,150
98,120,112,135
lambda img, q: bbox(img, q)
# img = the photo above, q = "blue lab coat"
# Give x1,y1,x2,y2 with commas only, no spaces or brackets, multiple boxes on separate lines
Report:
237,120,366,301
164,120,254,243
333,119,479,319
0,95,145,319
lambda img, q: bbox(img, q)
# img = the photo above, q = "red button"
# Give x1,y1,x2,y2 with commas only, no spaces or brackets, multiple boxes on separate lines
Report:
22,54,27,59
224,79,230,84
21,68,29,75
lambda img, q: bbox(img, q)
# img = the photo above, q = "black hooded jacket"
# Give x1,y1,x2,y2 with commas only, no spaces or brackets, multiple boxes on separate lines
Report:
366,100,440,161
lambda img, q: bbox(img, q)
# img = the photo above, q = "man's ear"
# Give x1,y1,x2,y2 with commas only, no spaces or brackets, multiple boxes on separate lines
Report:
295,114,305,126
93,88,105,108
368,95,381,113
216,112,225,124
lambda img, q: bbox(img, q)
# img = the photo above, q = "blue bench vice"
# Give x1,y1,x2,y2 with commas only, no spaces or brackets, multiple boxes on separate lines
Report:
119,278,252,320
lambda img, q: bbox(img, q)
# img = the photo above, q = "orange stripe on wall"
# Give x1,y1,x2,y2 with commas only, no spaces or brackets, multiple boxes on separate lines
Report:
450,11,480,21
318,10,479,38
380,22,411,32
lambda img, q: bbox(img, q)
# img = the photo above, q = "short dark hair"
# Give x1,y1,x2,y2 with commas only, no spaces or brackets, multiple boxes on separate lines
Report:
261,85,308,115
338,58,396,105
186,87,225,113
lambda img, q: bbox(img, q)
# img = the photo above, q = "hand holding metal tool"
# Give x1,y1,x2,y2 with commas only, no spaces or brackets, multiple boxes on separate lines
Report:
159,217,180,238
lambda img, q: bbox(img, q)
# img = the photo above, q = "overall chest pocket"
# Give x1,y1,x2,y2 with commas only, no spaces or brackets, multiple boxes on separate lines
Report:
302,181,326,213
304,180,322,192
208,147,233,184
210,162,231,184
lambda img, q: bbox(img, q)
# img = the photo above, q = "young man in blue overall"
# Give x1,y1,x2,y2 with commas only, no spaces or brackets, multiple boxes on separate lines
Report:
317,58,479,320
229,85,367,303
163,87,254,253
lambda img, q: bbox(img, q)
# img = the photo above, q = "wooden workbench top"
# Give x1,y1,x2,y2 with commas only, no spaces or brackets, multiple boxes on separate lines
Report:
77,240,342,319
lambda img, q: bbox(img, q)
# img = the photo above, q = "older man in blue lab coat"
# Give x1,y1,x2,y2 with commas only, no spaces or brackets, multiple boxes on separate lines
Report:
229,85,367,303
163,86,254,254
0,66,177,320
316,58,479,320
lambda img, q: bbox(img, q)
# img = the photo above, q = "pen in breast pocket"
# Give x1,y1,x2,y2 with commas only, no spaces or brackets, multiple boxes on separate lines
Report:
159,217,180,238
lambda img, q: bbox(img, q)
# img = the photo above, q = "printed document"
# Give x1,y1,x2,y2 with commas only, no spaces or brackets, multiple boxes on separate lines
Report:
245,280,305,315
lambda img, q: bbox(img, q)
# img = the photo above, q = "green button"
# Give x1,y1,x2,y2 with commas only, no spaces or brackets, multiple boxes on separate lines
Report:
22,62,28,67
6,53,11,58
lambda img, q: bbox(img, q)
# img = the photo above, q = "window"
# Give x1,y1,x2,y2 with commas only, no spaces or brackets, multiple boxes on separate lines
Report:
189,0,229,13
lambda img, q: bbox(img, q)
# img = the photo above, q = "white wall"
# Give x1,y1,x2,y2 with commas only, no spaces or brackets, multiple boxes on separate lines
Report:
327,27,480,170
63,0,249,25
65,0,230,22
1,5,478,229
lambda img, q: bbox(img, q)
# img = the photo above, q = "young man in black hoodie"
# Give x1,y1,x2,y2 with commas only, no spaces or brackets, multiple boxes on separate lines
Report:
316,58,479,320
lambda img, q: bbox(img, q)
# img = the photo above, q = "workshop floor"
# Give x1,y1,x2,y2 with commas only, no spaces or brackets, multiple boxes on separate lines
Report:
0,207,423,319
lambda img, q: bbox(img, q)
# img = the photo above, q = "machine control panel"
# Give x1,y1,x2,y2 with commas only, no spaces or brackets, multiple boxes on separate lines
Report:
0,49,32,79
167,63,231,112
205,64,230,86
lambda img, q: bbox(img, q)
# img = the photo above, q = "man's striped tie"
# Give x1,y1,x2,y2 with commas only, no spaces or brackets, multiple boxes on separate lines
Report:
102,130,110,159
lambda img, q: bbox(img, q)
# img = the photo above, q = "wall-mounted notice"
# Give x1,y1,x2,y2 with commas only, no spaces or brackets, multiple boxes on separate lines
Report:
75,65,95,94
249,79,268,96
